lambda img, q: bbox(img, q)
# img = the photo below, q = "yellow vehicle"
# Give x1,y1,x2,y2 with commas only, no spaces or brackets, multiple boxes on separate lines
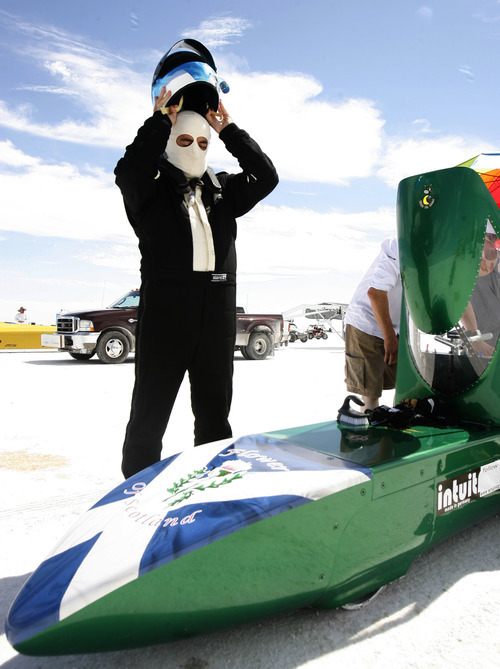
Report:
0,322,56,350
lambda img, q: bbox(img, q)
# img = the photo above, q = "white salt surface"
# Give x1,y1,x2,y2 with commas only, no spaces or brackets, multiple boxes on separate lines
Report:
0,339,499,668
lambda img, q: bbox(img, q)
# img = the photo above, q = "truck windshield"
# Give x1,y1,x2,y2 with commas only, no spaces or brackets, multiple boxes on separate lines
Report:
109,291,140,309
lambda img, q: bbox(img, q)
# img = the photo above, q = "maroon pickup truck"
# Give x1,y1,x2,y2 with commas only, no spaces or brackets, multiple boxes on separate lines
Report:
41,290,286,363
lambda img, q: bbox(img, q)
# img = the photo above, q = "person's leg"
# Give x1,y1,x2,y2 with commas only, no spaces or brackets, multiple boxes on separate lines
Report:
189,345,234,445
189,278,235,446
360,395,380,411
122,360,185,478
122,280,190,478
344,325,386,412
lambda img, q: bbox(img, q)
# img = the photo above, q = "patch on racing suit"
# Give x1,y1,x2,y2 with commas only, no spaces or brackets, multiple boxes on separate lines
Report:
211,273,227,282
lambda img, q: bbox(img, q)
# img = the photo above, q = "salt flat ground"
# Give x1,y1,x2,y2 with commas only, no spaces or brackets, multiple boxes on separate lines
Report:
0,338,499,668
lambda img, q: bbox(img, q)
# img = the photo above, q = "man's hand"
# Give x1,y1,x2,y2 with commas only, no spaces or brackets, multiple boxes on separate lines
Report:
367,286,399,365
471,339,495,358
383,332,399,365
153,87,179,124
206,101,232,134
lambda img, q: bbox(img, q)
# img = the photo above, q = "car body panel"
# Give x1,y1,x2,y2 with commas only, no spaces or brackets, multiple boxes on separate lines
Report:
0,322,56,350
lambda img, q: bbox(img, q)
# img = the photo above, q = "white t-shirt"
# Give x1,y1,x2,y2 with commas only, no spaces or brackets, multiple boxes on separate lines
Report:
344,237,402,338
15,311,27,323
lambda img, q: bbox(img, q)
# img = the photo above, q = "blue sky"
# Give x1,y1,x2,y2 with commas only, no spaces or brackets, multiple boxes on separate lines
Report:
1,0,500,322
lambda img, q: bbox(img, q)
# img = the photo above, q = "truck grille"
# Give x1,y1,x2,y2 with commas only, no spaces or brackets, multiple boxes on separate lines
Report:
57,317,78,334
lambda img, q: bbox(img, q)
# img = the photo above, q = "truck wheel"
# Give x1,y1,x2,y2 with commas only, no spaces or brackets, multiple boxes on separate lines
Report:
245,331,272,360
96,331,130,364
240,347,251,360
322,332,328,340
69,352,95,361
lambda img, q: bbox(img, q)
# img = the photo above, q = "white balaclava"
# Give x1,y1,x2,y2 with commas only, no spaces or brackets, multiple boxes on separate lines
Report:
166,111,211,180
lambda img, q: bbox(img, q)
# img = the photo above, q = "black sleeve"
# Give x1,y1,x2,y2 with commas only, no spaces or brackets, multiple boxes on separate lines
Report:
114,112,172,216
217,123,279,218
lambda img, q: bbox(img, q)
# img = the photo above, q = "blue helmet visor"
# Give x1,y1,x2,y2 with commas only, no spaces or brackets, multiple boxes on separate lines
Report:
151,61,220,104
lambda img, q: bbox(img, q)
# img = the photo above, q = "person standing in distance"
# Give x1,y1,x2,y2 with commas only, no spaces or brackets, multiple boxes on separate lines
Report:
343,237,402,412
15,307,28,323
115,88,278,479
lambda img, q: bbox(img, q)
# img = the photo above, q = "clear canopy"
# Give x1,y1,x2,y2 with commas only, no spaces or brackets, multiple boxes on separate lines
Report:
407,223,500,394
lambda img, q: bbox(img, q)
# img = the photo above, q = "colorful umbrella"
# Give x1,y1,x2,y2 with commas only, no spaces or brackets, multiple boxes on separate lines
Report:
459,153,500,208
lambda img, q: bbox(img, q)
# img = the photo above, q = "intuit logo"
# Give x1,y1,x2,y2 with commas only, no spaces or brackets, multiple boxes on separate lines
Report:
437,469,480,515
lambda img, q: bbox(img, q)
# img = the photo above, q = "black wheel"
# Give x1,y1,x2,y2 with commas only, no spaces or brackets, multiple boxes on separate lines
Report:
289,333,297,343
322,332,328,339
308,332,314,339
96,331,130,364
300,335,308,343
240,347,251,360
69,352,95,361
244,331,272,360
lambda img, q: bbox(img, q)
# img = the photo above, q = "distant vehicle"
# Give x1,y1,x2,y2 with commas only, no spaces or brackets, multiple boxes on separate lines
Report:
41,291,286,363
284,302,348,340
288,322,308,343
0,322,56,350
307,324,328,340
235,311,286,360
42,291,139,364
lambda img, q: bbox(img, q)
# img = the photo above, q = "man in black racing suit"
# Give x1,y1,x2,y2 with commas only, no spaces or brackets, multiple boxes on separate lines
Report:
115,89,278,479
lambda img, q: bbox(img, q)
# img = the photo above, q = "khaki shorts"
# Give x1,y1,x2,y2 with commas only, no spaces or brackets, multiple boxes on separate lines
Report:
344,324,397,398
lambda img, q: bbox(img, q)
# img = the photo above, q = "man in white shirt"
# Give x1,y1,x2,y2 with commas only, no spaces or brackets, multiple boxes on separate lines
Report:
14,307,27,323
344,237,402,412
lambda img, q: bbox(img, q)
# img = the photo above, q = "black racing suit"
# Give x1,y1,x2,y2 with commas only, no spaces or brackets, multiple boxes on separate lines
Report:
115,111,278,478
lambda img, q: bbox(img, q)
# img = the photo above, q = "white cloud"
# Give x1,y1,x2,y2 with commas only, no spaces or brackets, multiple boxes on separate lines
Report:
417,7,433,20
0,13,151,147
236,203,396,281
378,135,496,188
0,139,41,167
0,34,385,185
412,118,432,133
0,144,133,242
458,65,476,82
1,12,495,194
473,9,500,25
234,203,397,311
206,67,385,185
0,11,497,279
0,12,384,184
185,15,253,47
79,245,140,272
0,137,395,286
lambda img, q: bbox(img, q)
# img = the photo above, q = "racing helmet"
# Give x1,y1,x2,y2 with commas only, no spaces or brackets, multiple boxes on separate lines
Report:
151,38,229,115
